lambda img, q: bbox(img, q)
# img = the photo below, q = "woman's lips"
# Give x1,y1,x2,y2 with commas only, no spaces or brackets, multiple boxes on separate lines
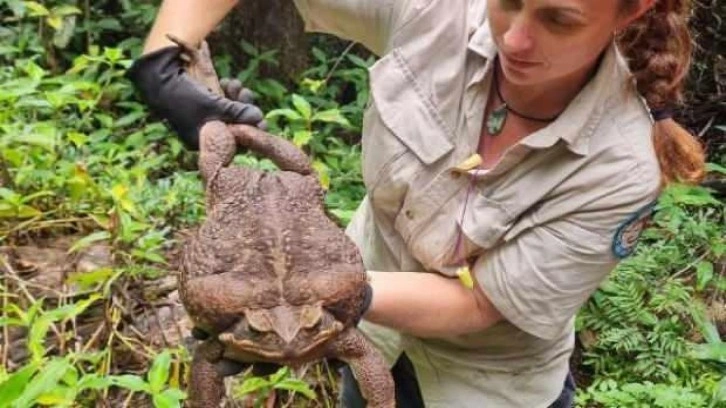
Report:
501,53,541,70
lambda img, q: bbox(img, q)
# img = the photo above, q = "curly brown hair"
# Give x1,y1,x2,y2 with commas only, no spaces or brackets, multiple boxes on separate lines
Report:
617,0,705,186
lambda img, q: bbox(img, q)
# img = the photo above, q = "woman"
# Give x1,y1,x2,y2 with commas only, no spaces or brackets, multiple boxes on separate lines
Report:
128,0,705,406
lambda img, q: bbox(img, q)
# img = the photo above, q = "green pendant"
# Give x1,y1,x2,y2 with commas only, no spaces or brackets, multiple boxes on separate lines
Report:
486,104,508,136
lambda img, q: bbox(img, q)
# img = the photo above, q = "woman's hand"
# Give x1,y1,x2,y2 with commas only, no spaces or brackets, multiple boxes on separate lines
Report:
127,46,264,150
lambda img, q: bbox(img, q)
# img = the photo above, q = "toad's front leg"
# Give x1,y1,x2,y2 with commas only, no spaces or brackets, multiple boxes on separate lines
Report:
327,328,395,408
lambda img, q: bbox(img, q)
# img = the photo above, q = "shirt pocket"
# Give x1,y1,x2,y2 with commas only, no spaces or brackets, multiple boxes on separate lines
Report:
363,48,455,216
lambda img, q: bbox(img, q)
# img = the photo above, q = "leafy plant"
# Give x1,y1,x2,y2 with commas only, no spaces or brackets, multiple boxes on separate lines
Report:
233,367,316,408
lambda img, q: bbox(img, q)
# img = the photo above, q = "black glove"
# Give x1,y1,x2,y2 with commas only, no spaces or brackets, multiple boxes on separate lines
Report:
354,282,373,325
126,46,264,150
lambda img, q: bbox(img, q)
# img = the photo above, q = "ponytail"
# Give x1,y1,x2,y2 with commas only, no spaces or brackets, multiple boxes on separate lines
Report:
617,0,705,186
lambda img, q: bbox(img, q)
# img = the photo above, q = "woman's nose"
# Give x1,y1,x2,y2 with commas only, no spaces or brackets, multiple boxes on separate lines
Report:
502,18,534,53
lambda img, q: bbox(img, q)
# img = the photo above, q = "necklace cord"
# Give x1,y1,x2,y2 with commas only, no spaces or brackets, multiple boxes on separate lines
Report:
493,56,562,123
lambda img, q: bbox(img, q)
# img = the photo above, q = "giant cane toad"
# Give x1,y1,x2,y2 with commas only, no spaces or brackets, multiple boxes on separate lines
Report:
174,39,395,408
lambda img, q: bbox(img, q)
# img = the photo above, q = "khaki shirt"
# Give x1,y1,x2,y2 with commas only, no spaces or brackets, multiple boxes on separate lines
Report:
294,0,662,406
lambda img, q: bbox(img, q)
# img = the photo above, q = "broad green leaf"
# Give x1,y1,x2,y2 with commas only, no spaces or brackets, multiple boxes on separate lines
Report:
24,1,49,16
46,14,62,30
312,160,330,190
240,40,258,57
0,188,18,201
0,78,39,99
114,111,146,128
21,61,45,80
292,130,312,148
35,385,74,406
269,367,290,384
66,267,115,289
161,388,186,400
131,249,167,264
347,54,372,68
76,374,111,391
89,213,110,229
0,204,42,219
689,343,726,363
103,48,123,63
312,109,351,127
148,351,172,393
273,378,315,399
44,295,101,322
265,108,302,122
301,78,324,94
68,231,111,254
311,47,327,63
291,94,312,120
695,261,714,291
21,190,54,203
0,363,38,406
109,375,149,393
61,366,78,387
13,358,70,408
690,307,721,344
236,377,270,396
28,316,52,362
96,18,122,31
329,209,355,226
66,132,87,147
10,133,56,151
153,391,181,408
0,317,24,327
111,184,137,214
706,162,726,175
716,377,726,402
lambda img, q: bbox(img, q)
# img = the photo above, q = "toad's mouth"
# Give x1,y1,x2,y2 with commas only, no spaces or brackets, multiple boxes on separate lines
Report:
218,320,345,360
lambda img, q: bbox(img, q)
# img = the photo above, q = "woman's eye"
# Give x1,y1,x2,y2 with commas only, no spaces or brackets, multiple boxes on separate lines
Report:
542,11,582,30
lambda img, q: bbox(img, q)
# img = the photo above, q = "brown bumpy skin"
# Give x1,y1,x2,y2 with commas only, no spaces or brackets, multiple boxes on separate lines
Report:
187,340,225,408
176,39,394,407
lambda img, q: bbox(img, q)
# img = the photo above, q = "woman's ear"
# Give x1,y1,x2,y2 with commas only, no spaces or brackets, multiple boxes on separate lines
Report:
616,0,656,31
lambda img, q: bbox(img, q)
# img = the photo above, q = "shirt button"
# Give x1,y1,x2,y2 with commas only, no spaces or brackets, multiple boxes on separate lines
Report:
405,209,415,220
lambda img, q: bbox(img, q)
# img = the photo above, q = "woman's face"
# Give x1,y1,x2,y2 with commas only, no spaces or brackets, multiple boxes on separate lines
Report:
486,0,643,85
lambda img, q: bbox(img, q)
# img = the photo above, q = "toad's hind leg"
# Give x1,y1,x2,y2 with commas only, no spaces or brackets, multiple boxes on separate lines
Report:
328,328,395,408
187,340,226,408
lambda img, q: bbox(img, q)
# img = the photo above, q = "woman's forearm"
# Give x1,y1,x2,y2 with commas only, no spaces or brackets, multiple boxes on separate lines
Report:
143,0,240,54
364,271,503,338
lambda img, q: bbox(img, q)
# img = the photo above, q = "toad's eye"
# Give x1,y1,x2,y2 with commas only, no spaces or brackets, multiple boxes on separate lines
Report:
245,321,265,335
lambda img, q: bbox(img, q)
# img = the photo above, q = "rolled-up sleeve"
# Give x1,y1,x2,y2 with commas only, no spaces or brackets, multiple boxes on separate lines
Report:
292,0,421,55
475,179,659,340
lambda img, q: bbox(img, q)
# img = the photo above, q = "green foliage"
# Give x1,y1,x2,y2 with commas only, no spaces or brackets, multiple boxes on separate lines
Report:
0,291,186,407
577,379,710,408
2,0,724,407
235,40,368,225
233,367,316,408
108,350,187,408
577,181,726,406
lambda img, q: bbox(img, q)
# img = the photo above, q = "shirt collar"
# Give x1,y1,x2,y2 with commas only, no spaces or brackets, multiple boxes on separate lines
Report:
522,42,632,156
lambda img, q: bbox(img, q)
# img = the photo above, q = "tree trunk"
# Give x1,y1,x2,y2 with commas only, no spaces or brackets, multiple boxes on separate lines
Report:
210,0,309,83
